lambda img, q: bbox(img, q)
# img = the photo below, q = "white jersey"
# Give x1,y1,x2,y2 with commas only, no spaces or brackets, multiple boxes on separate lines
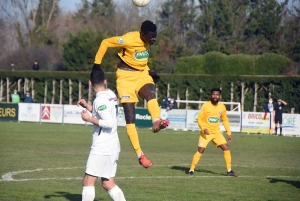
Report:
90,90,120,155
107,89,118,106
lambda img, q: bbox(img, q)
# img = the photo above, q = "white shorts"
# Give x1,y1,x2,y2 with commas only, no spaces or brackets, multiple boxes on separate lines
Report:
85,153,119,179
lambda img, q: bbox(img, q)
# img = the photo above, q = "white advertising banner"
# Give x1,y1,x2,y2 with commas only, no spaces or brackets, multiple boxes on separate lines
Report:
186,110,200,131
18,103,40,122
63,105,86,124
186,110,241,132
41,104,63,123
161,109,186,130
117,107,126,127
279,113,300,136
241,112,271,134
220,111,241,132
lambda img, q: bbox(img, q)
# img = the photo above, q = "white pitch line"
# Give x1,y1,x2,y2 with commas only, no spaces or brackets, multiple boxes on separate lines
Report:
1,164,299,182
1,175,300,182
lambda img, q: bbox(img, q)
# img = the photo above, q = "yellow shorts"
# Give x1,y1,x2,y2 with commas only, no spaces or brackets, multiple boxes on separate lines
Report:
116,68,154,103
198,132,227,148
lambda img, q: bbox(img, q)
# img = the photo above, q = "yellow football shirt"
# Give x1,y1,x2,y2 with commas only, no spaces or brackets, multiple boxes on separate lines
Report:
197,101,231,135
94,31,150,71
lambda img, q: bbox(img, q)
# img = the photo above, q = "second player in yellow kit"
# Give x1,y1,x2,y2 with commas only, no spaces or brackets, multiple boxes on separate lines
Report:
188,88,239,177
93,20,170,169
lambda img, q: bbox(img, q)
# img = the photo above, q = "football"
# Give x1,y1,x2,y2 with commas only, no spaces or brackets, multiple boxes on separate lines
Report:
132,0,150,7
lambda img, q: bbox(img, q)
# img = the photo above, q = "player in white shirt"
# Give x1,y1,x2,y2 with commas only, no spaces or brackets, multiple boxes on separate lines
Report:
77,68,126,201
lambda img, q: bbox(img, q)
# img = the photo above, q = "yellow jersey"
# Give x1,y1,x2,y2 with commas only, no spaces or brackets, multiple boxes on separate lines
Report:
94,31,150,71
197,101,231,135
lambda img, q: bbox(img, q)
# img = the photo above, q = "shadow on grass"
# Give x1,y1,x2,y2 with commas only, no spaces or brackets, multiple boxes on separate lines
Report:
268,178,300,189
44,191,103,201
171,166,223,175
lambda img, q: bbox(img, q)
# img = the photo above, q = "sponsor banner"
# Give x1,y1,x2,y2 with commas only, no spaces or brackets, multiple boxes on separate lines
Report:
281,114,300,136
117,107,126,127
18,103,40,122
135,108,152,128
186,110,241,132
186,110,200,131
0,103,18,121
241,112,271,134
41,104,63,123
161,109,186,130
220,111,241,132
63,105,86,124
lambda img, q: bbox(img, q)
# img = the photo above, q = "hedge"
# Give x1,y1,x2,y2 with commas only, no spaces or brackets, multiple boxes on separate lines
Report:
174,52,292,75
1,70,299,113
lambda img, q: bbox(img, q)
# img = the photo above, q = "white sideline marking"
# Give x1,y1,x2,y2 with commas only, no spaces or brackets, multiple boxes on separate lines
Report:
1,164,299,182
1,175,299,182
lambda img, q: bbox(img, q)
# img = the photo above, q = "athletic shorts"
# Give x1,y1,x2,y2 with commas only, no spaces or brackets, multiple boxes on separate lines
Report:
116,68,154,103
275,116,282,124
198,132,227,148
85,153,119,179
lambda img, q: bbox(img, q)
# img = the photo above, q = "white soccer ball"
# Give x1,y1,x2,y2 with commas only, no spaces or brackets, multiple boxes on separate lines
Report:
132,0,150,7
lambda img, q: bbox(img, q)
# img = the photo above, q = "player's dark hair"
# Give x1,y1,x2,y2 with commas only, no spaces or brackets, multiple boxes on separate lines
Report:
211,88,222,94
90,67,105,86
141,20,157,34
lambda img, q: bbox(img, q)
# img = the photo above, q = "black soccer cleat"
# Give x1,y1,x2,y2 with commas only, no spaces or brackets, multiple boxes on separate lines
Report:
188,170,194,175
226,170,239,177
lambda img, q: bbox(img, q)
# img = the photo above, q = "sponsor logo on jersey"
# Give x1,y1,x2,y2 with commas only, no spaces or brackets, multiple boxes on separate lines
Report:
136,113,151,120
118,37,124,44
207,116,219,124
98,104,107,111
219,111,222,114
122,95,130,100
134,50,149,60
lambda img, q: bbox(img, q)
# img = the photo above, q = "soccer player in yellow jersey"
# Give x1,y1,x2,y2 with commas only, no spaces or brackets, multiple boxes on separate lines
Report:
188,88,239,177
93,20,170,169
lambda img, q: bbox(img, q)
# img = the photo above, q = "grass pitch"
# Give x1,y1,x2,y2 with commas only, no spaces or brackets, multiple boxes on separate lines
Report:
0,122,300,201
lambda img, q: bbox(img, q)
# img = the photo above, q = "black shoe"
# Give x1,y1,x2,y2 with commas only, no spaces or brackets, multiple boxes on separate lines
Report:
226,170,239,177
188,170,194,175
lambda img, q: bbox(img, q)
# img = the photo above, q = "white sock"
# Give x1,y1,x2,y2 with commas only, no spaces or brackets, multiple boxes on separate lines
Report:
227,169,231,172
137,152,143,159
82,186,95,201
108,185,126,201
153,118,160,123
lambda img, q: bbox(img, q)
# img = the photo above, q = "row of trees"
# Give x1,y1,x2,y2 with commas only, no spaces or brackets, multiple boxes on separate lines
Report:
0,0,299,74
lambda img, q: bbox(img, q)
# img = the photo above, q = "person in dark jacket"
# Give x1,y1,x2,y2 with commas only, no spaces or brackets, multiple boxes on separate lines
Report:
32,61,40,71
24,91,34,103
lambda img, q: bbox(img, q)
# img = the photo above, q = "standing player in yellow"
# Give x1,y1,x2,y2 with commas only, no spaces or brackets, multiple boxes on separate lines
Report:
93,20,170,169
188,88,239,177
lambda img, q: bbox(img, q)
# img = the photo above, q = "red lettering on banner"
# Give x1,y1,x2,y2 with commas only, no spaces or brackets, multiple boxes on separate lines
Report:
248,114,262,119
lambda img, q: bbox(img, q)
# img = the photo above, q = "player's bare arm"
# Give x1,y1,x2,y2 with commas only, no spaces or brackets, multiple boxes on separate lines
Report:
77,99,93,112
203,128,210,135
227,135,232,142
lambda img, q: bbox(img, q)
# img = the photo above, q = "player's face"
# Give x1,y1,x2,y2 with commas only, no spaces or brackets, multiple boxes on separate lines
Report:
211,91,221,104
141,31,157,45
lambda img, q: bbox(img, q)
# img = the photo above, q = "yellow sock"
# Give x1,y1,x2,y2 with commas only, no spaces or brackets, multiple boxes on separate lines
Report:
147,99,161,122
224,150,232,171
126,124,142,156
190,151,202,171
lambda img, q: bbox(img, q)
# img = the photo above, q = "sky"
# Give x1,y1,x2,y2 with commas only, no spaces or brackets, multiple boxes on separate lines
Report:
59,0,160,12
59,0,299,12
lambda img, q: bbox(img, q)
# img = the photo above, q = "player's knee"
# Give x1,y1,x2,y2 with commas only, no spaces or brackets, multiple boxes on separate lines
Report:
102,180,115,191
125,112,135,124
220,144,230,151
197,147,205,154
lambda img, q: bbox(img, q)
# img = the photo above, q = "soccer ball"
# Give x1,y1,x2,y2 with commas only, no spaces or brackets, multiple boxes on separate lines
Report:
132,0,150,7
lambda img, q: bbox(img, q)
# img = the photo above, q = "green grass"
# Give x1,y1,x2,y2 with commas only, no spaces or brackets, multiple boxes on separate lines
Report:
0,122,300,201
